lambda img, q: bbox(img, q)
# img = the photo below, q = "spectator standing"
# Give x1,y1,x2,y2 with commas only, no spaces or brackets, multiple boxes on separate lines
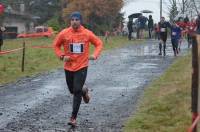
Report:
138,14,148,39
127,18,133,40
148,15,154,39
0,26,5,51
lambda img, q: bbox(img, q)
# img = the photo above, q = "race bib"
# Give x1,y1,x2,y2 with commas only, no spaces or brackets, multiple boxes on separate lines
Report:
70,43,84,53
172,32,176,36
160,28,166,32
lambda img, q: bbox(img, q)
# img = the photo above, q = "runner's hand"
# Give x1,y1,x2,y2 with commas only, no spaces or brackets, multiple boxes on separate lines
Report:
59,55,64,60
89,55,96,60
60,55,70,62
63,56,71,62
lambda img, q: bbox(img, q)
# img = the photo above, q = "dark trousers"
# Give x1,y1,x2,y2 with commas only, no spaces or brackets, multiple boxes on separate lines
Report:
187,34,192,48
128,31,132,40
65,67,88,118
136,28,140,39
148,28,153,38
159,34,167,56
159,42,166,55
171,39,178,55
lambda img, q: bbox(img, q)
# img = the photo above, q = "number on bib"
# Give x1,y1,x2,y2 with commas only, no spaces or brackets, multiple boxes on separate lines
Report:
161,28,166,32
70,43,84,53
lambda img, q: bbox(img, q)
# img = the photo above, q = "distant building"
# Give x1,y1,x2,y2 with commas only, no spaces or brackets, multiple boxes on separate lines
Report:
2,4,35,39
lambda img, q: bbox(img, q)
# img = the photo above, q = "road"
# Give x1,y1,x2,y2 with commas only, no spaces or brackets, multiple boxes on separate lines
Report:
0,39,189,132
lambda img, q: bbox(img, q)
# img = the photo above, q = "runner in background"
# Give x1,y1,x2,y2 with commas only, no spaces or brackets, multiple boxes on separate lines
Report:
158,17,171,56
175,16,196,50
171,22,182,56
195,13,200,34
175,18,185,52
154,23,160,40
186,18,197,48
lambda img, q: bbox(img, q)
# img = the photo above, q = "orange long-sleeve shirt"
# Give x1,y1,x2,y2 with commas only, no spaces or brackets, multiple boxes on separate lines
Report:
53,26,103,71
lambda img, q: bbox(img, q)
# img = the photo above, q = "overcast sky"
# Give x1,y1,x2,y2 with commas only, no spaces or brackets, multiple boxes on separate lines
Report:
121,0,169,23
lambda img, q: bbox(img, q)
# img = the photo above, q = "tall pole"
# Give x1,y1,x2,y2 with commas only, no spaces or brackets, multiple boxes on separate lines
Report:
192,0,199,15
182,0,185,14
191,35,198,132
160,0,162,20
197,35,200,131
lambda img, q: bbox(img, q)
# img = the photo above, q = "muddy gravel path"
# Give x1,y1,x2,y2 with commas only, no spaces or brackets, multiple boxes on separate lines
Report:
0,39,189,132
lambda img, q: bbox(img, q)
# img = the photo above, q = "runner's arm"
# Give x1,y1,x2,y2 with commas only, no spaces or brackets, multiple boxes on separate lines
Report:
89,32,103,60
167,22,172,28
53,32,65,59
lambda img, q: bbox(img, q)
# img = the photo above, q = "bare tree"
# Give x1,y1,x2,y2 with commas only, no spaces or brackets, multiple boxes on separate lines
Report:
166,0,199,20
179,0,188,13
168,0,179,21
191,0,199,14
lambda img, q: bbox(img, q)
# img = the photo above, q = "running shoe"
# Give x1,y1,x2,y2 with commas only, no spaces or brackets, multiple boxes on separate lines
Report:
82,86,90,103
68,117,77,127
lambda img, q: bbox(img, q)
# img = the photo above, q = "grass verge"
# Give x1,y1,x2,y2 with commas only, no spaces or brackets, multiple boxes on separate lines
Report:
123,53,192,132
0,36,139,84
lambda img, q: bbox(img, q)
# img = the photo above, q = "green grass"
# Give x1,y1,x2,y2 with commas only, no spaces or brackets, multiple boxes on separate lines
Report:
123,53,192,132
0,36,139,84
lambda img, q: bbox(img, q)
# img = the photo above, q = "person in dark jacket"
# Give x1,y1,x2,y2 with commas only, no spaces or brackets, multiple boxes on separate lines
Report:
158,17,171,56
127,18,133,40
184,15,189,23
196,13,200,34
0,26,5,51
148,15,154,39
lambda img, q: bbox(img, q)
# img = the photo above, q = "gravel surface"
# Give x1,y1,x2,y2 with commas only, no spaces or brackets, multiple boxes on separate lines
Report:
0,39,189,132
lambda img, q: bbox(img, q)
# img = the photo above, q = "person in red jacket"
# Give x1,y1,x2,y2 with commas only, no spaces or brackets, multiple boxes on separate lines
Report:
53,11,103,127
186,19,197,48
